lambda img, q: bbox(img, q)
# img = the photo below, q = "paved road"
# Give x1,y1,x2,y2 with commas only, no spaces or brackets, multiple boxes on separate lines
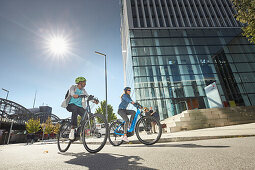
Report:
1,137,255,170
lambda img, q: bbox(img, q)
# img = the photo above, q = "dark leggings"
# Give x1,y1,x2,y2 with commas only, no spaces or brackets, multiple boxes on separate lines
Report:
67,104,85,128
118,109,136,134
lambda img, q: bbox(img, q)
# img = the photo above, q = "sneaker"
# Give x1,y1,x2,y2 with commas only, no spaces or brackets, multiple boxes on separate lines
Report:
69,129,75,140
122,136,129,142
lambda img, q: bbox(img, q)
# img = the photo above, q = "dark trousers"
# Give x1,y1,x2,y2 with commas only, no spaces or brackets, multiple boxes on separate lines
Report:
118,109,136,134
67,104,85,127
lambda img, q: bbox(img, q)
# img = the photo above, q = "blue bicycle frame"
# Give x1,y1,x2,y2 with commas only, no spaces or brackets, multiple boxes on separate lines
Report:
114,108,142,136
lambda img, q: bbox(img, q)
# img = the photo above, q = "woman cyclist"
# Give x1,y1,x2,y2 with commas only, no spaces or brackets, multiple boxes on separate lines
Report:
118,87,137,142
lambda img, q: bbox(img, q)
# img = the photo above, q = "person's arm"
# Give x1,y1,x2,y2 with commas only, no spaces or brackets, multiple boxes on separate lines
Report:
70,85,78,98
122,94,135,104
150,110,154,116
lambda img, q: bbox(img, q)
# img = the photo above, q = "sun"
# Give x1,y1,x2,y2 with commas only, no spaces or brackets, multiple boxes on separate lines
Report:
46,35,71,57
49,37,68,55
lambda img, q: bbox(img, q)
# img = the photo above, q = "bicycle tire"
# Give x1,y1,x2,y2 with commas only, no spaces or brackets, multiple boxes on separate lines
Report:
108,121,124,146
82,113,108,153
57,121,72,152
135,116,162,145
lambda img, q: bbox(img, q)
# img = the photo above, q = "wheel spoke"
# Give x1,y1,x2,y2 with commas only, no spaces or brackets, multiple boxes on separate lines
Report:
136,116,162,145
57,121,72,152
82,113,108,153
108,121,124,146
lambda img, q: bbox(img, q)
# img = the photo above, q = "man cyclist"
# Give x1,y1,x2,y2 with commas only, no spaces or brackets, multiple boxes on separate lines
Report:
61,76,98,140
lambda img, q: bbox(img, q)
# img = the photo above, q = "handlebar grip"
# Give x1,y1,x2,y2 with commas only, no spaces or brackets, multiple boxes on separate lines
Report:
79,95,88,98
87,95,95,101
134,102,143,109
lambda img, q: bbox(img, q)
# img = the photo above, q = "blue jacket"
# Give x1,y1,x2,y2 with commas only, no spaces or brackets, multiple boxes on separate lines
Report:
118,94,133,109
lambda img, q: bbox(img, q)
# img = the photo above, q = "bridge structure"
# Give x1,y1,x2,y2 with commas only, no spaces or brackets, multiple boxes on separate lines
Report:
0,98,61,130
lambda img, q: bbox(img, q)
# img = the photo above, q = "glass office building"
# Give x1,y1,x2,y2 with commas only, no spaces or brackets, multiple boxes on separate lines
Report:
120,0,255,120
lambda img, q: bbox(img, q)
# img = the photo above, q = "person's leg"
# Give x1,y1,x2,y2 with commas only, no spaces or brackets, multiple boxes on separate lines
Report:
126,110,136,125
68,104,79,140
76,107,85,133
26,135,29,145
77,106,85,117
118,109,129,134
151,122,156,133
69,104,79,128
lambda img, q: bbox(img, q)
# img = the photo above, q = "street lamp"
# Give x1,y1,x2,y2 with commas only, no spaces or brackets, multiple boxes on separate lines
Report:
95,51,108,122
2,88,9,100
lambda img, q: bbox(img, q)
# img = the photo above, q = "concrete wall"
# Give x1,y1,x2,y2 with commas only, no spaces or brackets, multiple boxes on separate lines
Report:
161,106,255,133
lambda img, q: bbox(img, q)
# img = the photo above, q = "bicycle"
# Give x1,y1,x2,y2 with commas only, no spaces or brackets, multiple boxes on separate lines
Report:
57,95,108,153
108,103,162,146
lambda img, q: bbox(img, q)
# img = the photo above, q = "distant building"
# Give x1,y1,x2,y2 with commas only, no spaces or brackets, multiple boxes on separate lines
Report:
28,106,52,122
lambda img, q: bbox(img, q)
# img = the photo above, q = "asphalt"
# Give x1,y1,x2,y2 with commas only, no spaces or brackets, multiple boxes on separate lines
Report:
1,137,255,170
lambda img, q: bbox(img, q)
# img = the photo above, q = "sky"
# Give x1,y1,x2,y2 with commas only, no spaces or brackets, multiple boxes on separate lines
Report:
0,0,125,119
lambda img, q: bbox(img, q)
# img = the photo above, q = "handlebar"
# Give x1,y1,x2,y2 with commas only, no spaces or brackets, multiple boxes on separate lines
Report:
134,102,143,109
79,95,88,98
79,95,99,103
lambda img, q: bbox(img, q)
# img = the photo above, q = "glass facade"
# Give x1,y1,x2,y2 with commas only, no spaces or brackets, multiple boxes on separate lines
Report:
121,0,255,120
128,28,255,120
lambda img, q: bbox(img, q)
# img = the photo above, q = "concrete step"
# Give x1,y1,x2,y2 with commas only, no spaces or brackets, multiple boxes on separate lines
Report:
161,106,255,133
169,119,255,133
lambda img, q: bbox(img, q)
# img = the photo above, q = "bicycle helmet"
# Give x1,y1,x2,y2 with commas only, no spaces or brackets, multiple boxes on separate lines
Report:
124,87,131,91
75,77,86,84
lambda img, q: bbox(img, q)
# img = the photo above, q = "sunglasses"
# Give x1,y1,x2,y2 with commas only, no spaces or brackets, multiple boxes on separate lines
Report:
127,90,131,91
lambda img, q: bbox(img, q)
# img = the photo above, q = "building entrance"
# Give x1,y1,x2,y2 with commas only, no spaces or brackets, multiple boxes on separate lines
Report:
213,51,244,106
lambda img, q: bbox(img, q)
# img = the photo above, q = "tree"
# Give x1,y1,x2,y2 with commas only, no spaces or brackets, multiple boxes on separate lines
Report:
232,0,255,43
95,100,117,123
41,117,54,135
77,115,82,126
25,118,40,134
53,123,60,134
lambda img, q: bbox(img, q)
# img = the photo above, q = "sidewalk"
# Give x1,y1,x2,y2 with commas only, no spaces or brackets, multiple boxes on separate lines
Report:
127,123,255,144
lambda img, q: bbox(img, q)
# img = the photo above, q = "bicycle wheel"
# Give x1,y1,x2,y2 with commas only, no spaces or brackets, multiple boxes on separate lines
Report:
135,116,162,145
108,121,124,146
57,121,72,152
82,113,108,153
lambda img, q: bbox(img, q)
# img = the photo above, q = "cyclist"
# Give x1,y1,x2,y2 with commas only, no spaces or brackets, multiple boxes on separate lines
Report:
118,87,137,142
61,76,98,140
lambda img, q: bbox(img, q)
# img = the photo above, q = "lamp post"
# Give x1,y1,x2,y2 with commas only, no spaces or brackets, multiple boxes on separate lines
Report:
7,120,13,145
2,88,9,100
95,51,108,122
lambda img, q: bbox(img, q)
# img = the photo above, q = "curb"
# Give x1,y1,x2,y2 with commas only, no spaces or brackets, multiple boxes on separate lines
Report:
126,134,255,144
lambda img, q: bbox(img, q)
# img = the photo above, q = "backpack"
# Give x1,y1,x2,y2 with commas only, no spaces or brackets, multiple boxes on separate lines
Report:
65,86,77,99
65,90,69,99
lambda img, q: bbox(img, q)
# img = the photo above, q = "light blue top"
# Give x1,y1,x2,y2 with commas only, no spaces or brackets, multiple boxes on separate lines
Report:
118,94,133,109
69,88,83,108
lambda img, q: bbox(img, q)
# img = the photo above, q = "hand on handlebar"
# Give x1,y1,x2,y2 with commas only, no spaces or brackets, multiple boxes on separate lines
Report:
134,102,143,109
77,95,99,104
87,95,99,104
93,99,99,104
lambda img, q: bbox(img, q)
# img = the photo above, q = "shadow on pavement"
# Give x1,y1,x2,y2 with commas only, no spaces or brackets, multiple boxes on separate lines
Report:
59,152,157,170
121,143,230,148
